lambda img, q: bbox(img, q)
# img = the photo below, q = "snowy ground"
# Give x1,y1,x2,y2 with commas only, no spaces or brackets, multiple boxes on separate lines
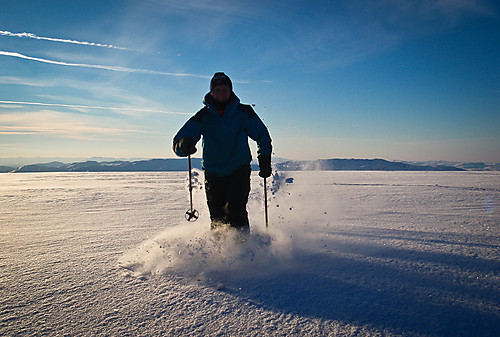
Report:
1,170,499,336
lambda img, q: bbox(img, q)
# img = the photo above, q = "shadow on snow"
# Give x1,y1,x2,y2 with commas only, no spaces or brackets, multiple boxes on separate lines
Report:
219,227,500,337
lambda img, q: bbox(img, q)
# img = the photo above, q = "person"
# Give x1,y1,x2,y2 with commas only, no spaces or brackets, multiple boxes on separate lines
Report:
173,72,272,233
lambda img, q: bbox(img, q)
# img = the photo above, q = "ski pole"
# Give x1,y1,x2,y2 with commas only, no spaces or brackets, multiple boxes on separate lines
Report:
185,154,199,222
264,177,268,228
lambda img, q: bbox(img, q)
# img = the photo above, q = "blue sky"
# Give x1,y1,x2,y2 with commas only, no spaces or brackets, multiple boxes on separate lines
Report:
1,0,499,163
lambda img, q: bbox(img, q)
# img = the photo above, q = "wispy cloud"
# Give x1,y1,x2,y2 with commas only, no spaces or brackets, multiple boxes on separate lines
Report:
0,100,191,115
0,76,103,91
0,30,130,50
0,110,150,140
0,76,52,87
0,51,211,79
145,0,261,18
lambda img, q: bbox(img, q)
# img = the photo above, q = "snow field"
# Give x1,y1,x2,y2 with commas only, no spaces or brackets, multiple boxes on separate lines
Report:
1,171,499,336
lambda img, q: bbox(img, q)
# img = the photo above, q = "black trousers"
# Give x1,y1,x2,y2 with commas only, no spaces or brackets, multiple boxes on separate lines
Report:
204,165,251,230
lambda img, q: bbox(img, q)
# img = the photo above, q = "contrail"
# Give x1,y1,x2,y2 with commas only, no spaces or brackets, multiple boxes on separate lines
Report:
0,51,211,79
0,30,129,50
0,100,192,115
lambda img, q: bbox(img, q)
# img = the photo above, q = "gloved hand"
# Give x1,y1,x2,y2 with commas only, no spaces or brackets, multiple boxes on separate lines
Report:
178,137,197,156
258,154,272,178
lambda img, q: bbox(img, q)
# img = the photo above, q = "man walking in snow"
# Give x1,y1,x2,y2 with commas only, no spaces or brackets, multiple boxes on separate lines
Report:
173,72,272,233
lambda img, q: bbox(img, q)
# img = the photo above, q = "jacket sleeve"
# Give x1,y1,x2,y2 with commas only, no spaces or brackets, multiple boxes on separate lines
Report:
241,105,272,157
172,109,204,157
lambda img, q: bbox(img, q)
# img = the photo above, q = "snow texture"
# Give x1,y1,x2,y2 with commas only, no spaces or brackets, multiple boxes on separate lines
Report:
1,170,499,336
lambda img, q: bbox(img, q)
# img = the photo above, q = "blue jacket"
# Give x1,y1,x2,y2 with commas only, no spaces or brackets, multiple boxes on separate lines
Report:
173,93,272,176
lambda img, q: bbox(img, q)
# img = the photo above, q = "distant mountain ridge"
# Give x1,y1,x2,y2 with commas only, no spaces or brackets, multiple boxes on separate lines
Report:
8,158,203,173
275,158,464,171
2,157,493,173
403,160,500,171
